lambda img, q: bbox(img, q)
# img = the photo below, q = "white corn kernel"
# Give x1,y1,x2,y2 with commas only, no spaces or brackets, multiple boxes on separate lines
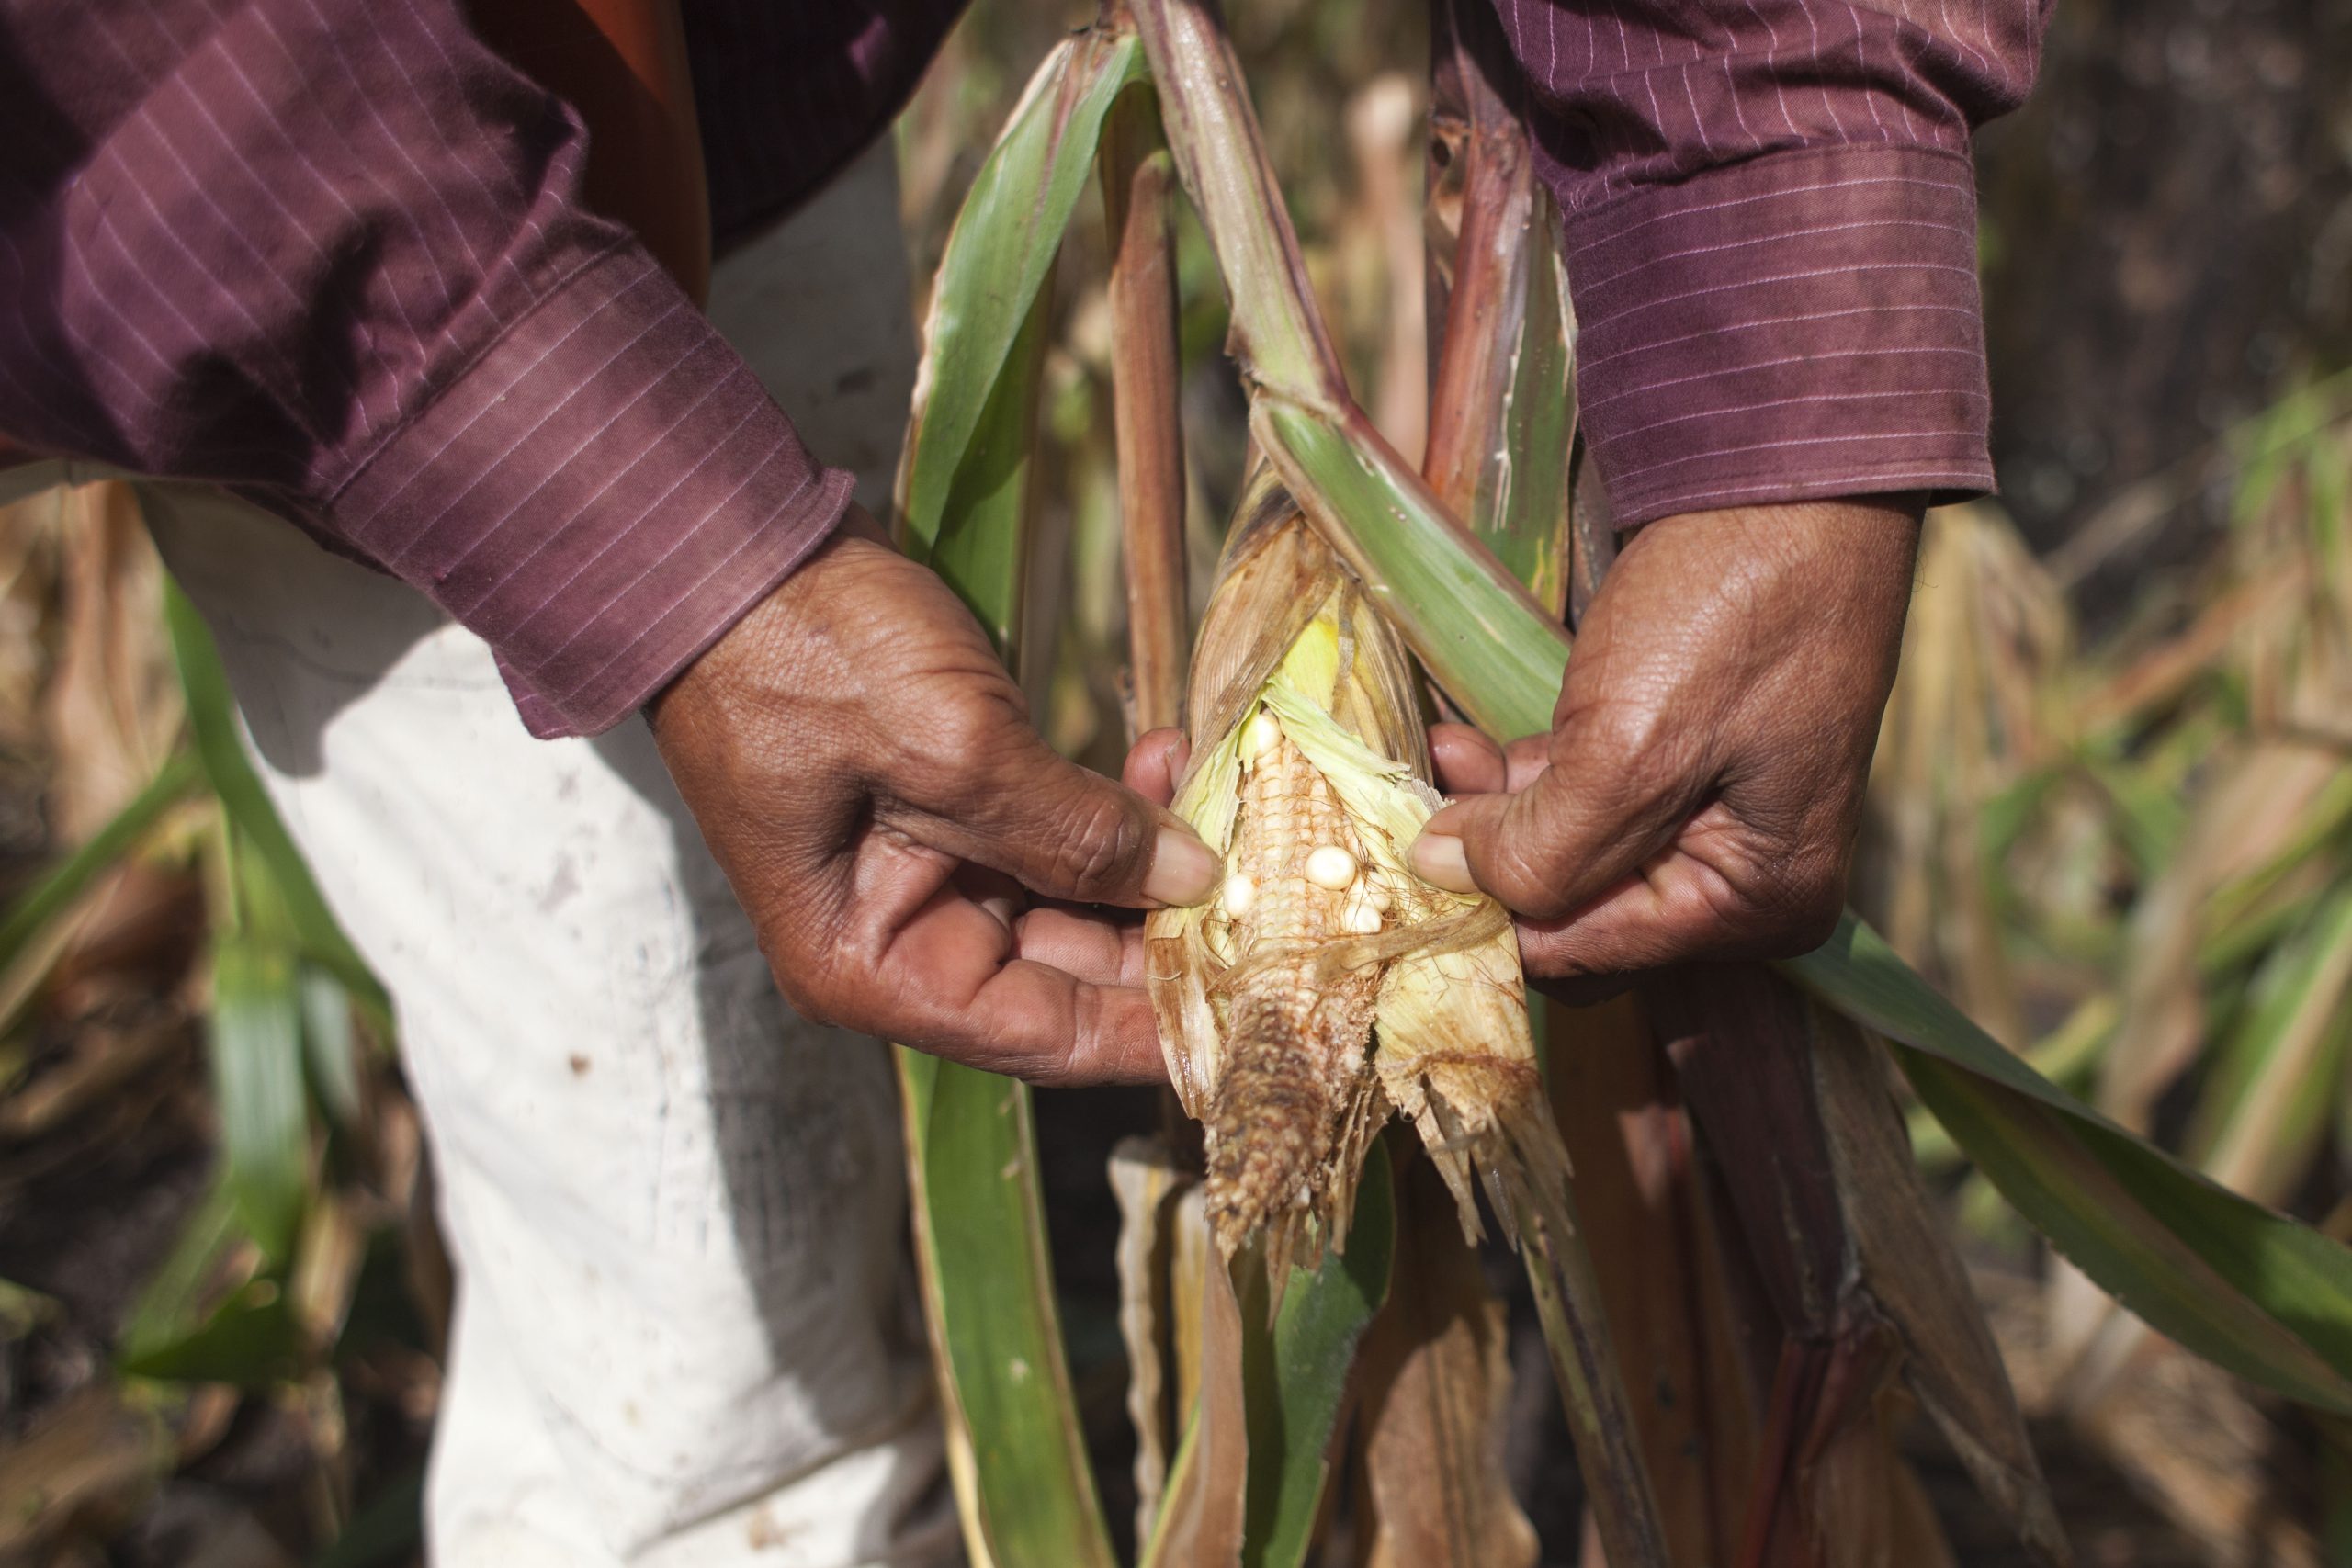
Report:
1342,898,1384,935
1220,872,1258,919
1305,845,1358,890
1366,882,1394,913
1244,709,1282,761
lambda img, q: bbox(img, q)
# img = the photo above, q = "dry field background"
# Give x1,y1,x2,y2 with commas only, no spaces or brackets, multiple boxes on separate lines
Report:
2,1,2348,1562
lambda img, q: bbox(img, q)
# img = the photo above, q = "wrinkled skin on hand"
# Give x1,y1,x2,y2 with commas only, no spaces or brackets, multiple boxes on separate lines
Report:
1408,497,1921,998
649,507,1216,1084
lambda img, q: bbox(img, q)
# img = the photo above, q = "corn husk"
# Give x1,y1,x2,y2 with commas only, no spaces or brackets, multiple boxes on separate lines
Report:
1146,474,1564,1280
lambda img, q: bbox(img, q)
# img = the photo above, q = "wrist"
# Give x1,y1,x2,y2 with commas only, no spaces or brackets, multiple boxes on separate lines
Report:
647,502,892,733
1640,492,1922,601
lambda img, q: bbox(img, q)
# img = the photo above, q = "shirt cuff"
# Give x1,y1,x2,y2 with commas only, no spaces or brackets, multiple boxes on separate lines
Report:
328,244,853,738
1565,143,1994,529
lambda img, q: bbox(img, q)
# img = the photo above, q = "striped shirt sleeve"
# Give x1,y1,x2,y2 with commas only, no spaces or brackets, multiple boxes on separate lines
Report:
1489,0,2052,527
0,0,851,738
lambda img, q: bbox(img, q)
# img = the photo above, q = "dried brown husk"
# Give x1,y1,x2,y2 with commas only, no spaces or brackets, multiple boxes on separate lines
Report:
1145,474,1564,1283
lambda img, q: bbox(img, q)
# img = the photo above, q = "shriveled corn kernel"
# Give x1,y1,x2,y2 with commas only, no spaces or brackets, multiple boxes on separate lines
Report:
1304,845,1357,890
1147,507,1559,1276
1244,709,1283,761
1204,919,1237,964
1220,872,1257,919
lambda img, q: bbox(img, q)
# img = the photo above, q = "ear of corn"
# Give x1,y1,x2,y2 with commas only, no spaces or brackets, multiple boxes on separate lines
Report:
1147,488,1566,1282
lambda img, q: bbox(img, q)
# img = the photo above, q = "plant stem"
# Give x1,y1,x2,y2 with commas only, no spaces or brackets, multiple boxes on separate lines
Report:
1102,84,1191,736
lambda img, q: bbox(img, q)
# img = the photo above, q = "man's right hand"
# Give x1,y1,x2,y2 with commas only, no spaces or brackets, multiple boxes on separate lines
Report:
647,507,1216,1085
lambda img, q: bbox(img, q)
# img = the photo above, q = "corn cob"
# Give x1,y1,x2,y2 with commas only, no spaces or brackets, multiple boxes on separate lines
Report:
1204,705,1383,1273
1147,478,1570,1283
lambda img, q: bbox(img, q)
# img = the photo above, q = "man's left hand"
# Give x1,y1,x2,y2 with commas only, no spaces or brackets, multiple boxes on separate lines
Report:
1409,497,1920,995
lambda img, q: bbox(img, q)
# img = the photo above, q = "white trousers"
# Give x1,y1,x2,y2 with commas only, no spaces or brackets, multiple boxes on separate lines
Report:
15,144,958,1567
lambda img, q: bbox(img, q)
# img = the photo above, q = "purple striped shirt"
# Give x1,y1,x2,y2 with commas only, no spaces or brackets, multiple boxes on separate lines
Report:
1495,0,2049,525
0,0,2042,738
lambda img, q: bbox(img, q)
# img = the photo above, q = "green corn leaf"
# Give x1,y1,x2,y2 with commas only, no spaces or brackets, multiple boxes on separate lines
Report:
117,1270,300,1388
116,1101,302,1385
301,966,365,1131
0,747,200,1031
898,1061,1113,1567
1793,916,2352,1414
1239,1144,1395,1567
930,288,1055,654
2188,883,2352,1188
899,25,1146,568
1139,1148,1400,1568
119,1178,242,1366
163,581,389,1028
209,922,310,1269
1482,240,1576,612
887,29,1137,1568
0,748,199,973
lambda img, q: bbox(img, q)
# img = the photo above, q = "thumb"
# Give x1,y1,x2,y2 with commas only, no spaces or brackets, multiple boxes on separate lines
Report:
918,731,1220,909
1409,740,1684,921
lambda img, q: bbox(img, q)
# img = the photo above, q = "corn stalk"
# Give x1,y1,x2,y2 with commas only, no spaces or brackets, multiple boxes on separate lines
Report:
1127,4,1672,1562
897,6,2352,1566
1118,0,2352,1439
1420,0,1574,620
1101,76,1191,738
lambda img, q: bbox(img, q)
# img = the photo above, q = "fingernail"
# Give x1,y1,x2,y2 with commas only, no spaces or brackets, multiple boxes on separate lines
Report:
1143,827,1219,907
1410,830,1477,894
978,894,1019,934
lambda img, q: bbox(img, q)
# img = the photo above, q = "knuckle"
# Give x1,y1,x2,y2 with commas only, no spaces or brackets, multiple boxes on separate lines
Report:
930,691,1013,766
1516,925,1589,982
1785,876,1848,953
1047,790,1148,900
770,961,846,1031
880,682,1026,807
1562,688,1674,766
1745,852,1847,956
1483,833,1574,919
761,920,864,1032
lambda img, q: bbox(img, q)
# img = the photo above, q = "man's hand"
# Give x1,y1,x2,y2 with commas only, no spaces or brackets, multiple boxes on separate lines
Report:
1409,497,1919,994
649,508,1217,1083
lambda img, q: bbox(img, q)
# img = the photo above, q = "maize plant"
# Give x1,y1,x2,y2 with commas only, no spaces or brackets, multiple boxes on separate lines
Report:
1858,378,2352,1551
880,1,2352,1563
0,479,425,1560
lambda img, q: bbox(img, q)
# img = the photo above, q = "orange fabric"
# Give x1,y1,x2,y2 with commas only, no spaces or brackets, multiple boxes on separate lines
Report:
468,0,712,304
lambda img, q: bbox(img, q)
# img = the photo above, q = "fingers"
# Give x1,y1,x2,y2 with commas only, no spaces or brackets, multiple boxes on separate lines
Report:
1506,810,1849,983
910,728,1217,909
1123,728,1191,807
766,840,1167,1085
1498,733,1552,793
1012,903,1149,988
1429,724,1504,795
1411,729,1689,922
1430,726,1551,797
883,887,1166,1083
830,921,1166,1083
